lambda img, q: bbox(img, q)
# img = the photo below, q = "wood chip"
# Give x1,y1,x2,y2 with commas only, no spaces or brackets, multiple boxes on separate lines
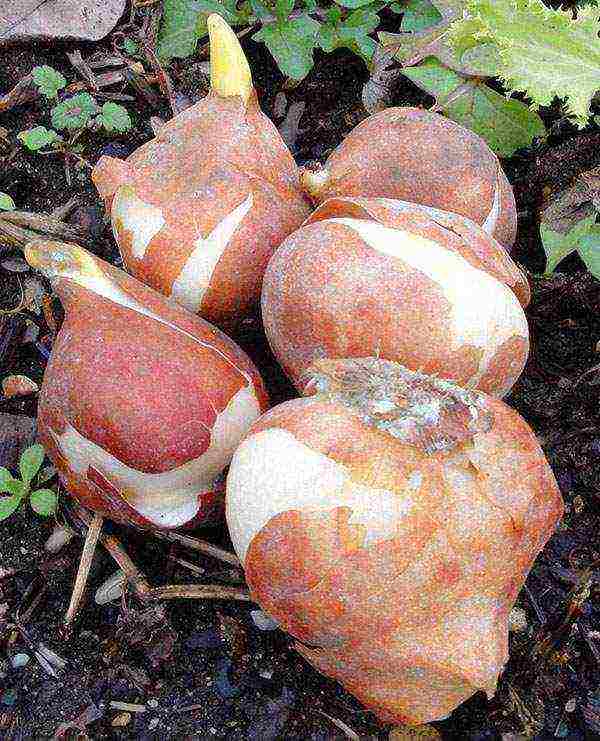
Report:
109,701,146,713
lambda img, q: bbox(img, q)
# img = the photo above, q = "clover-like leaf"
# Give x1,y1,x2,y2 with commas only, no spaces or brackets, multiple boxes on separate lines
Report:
32,65,67,98
98,102,133,133
0,467,15,492
0,192,15,211
30,488,58,516
18,126,61,151
51,92,98,131
0,494,24,522
19,443,45,486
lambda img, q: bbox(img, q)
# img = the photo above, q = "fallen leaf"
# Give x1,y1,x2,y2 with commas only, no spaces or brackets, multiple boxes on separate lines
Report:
0,0,127,46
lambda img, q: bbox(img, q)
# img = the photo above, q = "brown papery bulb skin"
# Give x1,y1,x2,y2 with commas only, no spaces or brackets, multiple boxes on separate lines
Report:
92,16,311,329
262,196,530,398
25,240,268,531
300,107,517,249
226,358,563,725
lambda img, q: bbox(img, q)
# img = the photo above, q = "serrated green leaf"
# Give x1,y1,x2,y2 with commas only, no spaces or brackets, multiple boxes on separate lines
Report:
98,102,133,133
458,42,501,76
399,0,443,31
449,0,600,127
0,494,23,521
402,57,546,156
18,126,61,151
19,443,45,485
32,65,67,99
0,192,15,211
254,15,320,80
29,489,58,517
540,215,597,273
51,93,98,131
578,224,600,280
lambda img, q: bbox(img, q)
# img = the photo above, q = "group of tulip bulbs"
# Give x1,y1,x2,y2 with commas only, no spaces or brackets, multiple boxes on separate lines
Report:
28,14,563,727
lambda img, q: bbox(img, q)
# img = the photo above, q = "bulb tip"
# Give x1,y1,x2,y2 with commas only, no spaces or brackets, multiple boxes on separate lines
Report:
208,14,253,102
300,163,330,201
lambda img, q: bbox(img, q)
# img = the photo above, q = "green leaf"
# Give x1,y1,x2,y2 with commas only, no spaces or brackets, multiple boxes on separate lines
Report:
399,0,443,31
249,0,273,21
275,0,294,21
157,0,204,59
29,489,58,517
18,126,61,151
578,225,600,280
540,215,597,273
32,65,67,98
254,15,320,80
0,467,14,492
19,443,45,485
0,494,24,522
334,0,379,8
449,0,600,127
402,57,546,157
98,102,133,133
123,38,140,55
380,1,483,75
51,93,98,131
0,192,15,211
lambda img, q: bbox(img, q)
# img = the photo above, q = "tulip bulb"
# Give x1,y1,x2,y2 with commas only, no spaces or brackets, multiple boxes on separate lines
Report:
25,239,268,530
92,15,311,329
300,107,517,248
226,357,563,725
262,197,530,398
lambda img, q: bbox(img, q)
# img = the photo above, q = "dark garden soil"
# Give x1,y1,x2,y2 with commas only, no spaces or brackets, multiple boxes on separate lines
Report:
1,5,600,741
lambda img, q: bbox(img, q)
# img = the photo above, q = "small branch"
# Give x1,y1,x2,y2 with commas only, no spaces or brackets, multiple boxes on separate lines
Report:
64,513,103,628
141,584,251,602
151,530,241,568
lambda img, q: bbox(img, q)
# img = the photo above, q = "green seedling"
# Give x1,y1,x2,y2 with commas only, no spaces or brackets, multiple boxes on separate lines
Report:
0,193,16,211
0,444,58,521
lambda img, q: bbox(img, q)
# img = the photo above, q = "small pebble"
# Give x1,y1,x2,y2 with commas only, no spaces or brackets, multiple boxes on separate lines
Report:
44,524,74,554
508,606,528,633
250,610,279,631
565,698,577,712
10,654,30,669
147,699,158,708
95,570,126,604
149,718,159,730
111,712,131,727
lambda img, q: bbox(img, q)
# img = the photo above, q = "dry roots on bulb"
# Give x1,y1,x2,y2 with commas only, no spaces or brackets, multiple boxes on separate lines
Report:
25,239,268,530
300,107,517,248
262,196,530,398
92,14,311,329
225,357,563,725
